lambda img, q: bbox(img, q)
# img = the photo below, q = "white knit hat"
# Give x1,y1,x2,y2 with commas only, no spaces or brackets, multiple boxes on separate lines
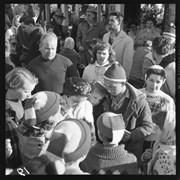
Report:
104,62,126,82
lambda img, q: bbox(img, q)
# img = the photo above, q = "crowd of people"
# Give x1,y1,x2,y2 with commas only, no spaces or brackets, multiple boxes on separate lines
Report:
5,4,176,175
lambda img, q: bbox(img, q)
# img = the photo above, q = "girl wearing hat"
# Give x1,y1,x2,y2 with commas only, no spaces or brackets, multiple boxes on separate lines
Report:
16,91,63,164
82,41,116,85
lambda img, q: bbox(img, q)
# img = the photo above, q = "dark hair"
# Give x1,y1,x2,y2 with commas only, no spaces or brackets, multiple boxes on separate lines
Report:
109,11,124,23
144,16,156,25
46,23,55,31
86,38,101,51
152,36,171,55
63,77,91,97
145,66,166,80
91,41,116,64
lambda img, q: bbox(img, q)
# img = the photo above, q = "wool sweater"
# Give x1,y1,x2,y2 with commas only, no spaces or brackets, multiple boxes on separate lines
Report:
27,54,79,94
80,143,139,175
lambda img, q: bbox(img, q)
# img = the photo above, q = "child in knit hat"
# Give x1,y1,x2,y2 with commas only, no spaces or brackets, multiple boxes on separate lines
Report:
16,91,63,164
46,118,92,174
80,112,139,174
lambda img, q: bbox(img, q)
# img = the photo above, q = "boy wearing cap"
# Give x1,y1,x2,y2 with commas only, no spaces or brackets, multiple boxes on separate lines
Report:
80,112,139,174
103,62,153,166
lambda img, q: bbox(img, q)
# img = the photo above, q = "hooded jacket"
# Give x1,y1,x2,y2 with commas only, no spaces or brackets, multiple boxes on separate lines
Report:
103,82,153,164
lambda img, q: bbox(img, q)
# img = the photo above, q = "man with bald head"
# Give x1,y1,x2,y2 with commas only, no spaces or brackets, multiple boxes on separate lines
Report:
27,32,79,95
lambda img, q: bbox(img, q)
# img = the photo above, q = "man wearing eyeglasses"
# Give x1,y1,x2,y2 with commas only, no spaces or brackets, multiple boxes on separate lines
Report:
103,12,134,80
76,5,106,66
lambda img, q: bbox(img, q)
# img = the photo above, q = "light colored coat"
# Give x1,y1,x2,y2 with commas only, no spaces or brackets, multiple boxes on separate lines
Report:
103,30,134,79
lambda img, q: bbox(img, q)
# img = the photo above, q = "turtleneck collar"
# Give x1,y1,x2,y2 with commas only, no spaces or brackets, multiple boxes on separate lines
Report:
91,143,127,160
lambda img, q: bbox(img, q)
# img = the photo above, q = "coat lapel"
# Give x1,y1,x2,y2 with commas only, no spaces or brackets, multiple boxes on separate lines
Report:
112,30,126,48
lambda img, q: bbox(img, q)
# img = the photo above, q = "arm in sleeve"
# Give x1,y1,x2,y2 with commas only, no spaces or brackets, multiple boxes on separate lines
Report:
122,38,134,79
165,63,175,100
66,61,79,78
142,58,154,78
130,100,153,143
76,24,82,49
134,30,144,47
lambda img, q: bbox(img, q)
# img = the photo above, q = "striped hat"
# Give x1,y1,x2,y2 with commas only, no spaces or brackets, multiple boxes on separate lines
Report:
104,62,126,82
97,112,125,145
24,91,61,127
47,118,91,163
163,23,175,38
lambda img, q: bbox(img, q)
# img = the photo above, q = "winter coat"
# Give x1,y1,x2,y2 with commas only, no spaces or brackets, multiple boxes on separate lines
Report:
103,30,134,79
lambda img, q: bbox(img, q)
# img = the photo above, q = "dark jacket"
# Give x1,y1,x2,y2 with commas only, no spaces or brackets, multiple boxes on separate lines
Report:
159,52,175,69
103,83,153,164
16,24,44,65
59,47,81,67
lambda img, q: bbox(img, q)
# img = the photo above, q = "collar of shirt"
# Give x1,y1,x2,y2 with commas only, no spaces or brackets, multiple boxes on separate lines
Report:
111,87,130,109
95,61,109,67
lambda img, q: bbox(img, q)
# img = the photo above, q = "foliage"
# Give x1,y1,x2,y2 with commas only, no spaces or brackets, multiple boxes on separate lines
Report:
140,4,164,25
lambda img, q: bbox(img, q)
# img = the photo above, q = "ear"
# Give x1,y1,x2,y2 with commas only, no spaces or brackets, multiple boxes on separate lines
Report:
144,73,147,81
162,78,166,84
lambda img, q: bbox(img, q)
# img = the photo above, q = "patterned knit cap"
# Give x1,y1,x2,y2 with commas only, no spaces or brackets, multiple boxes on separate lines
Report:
104,62,126,82
24,91,61,127
47,118,91,163
97,112,125,145
163,23,175,38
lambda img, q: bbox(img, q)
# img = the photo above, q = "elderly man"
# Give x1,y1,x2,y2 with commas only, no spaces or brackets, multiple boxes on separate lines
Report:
76,5,106,66
103,12,134,79
27,32,79,95
103,62,153,166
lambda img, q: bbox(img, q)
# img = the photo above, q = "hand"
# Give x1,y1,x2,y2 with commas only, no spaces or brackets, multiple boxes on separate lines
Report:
79,46,85,52
6,139,13,159
142,148,153,161
121,130,131,143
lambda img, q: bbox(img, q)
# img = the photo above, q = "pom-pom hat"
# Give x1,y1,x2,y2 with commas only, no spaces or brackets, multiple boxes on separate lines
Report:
97,112,125,145
104,62,126,82
24,91,61,127
163,23,175,38
47,118,91,163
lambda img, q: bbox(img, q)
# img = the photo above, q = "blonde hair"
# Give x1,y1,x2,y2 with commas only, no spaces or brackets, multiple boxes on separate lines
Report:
5,67,38,90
